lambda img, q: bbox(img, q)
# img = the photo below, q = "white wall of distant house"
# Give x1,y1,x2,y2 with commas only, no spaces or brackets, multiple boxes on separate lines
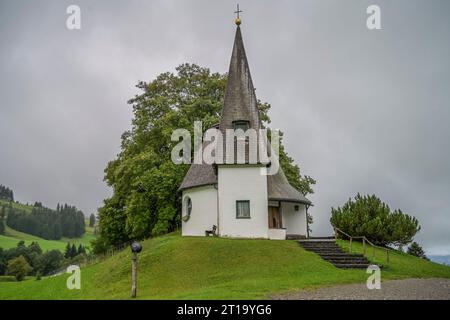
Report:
181,185,218,236
218,165,268,238
282,202,307,236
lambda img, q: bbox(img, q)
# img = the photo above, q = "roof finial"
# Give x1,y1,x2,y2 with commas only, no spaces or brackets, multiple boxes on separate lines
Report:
234,4,242,26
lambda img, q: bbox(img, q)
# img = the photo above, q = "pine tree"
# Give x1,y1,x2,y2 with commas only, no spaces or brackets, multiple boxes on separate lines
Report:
70,244,77,258
407,241,429,260
330,194,420,246
89,214,96,227
77,244,85,255
64,243,71,259
0,206,5,235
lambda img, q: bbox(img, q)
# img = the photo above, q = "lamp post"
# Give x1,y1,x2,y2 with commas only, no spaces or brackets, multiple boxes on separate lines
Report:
130,241,142,298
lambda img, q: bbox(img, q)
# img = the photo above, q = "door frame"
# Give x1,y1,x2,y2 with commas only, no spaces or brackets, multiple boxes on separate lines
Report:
268,206,282,229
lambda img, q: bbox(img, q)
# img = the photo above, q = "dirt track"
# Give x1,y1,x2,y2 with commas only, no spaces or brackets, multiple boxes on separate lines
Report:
271,278,450,300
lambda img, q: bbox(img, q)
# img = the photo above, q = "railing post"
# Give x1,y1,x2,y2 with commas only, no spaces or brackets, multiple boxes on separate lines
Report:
372,246,375,259
386,249,389,267
334,228,337,241
349,237,352,253
363,238,366,255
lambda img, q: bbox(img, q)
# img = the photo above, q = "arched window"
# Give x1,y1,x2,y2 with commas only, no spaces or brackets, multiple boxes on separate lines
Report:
233,120,249,131
182,196,192,222
186,197,192,216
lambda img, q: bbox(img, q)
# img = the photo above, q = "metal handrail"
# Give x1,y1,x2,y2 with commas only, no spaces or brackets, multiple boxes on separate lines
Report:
333,226,390,267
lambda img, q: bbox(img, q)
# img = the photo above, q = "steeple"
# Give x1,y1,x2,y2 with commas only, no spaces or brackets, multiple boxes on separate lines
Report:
219,25,261,132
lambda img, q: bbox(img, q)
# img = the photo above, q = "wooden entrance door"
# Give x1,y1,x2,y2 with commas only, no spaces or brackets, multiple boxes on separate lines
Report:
268,206,282,229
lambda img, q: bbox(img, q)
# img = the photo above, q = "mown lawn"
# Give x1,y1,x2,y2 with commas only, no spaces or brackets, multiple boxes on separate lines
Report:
1,233,449,300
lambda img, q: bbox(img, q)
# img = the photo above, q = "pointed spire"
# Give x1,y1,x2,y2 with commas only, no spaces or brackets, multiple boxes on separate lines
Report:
219,26,261,132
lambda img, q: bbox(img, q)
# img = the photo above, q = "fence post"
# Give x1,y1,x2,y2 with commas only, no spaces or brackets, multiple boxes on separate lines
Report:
372,245,375,259
131,252,138,298
363,238,366,255
386,249,389,267
349,237,352,253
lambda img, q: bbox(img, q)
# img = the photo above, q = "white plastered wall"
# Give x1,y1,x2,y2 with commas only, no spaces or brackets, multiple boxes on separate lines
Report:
281,202,307,236
181,185,218,236
218,165,268,238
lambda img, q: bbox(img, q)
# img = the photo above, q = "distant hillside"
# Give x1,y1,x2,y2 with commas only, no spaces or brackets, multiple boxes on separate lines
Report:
0,224,95,252
0,233,449,299
1,199,85,241
0,191,95,251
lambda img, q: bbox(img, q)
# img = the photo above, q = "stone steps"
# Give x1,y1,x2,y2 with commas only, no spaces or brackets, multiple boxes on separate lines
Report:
298,239,372,269
332,263,371,269
286,234,307,240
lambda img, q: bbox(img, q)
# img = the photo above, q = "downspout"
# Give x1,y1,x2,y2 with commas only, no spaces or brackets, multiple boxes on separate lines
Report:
214,183,219,235
213,163,219,236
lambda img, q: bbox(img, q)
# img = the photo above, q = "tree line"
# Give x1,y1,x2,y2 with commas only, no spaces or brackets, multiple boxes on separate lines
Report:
0,206,5,235
0,185,14,202
0,241,88,281
5,202,85,240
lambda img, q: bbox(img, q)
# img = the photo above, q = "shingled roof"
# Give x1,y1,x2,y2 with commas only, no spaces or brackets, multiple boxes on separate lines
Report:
268,169,311,205
219,26,261,132
179,162,217,190
179,25,311,205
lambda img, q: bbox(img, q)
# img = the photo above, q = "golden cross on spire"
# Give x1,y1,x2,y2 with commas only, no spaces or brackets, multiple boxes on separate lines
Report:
234,4,242,25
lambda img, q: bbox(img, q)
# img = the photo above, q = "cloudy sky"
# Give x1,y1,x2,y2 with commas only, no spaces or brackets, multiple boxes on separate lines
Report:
1,0,449,254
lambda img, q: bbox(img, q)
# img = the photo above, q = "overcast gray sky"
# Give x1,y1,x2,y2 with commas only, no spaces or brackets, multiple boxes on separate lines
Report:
1,0,449,255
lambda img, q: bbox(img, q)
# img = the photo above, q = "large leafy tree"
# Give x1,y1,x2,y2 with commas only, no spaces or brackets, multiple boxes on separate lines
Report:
7,255,32,281
98,63,315,247
330,194,420,247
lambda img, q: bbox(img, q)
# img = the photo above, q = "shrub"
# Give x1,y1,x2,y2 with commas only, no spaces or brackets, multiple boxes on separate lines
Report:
330,194,420,246
407,241,429,260
7,255,32,281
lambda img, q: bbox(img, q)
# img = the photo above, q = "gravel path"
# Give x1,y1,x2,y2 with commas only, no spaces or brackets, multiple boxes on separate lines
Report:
271,278,450,300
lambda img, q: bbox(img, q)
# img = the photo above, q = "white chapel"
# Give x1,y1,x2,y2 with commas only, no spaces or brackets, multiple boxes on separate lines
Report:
179,20,312,240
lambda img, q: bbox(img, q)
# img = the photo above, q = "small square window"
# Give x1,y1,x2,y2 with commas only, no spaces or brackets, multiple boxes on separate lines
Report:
294,205,299,211
236,200,250,219
233,121,249,132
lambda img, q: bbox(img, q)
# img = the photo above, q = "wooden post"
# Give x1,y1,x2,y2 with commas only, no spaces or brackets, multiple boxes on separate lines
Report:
349,237,352,253
386,249,389,267
372,246,375,260
131,252,137,298
363,238,366,255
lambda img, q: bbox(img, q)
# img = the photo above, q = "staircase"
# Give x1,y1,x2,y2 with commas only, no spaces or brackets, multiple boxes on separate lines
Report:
298,238,371,269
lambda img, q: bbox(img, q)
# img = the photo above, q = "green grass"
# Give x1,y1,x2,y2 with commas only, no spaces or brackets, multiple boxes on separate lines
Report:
0,225,95,252
336,239,450,280
0,233,449,300
0,199,33,213
1,200,96,251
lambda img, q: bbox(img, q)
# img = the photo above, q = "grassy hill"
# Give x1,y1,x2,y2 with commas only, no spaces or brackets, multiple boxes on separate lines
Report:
0,200,95,251
0,225,95,252
0,199,33,213
0,232,449,300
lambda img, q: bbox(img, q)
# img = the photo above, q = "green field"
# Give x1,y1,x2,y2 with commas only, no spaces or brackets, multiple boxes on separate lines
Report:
0,200,33,213
0,225,95,252
0,232,449,300
0,199,95,251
